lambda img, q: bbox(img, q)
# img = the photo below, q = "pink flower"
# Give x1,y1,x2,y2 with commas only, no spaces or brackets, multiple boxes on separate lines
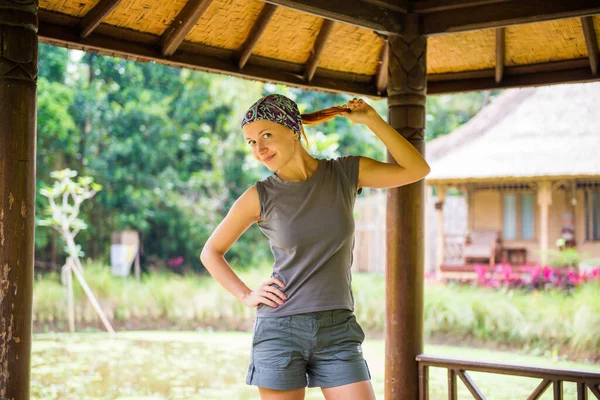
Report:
168,256,184,267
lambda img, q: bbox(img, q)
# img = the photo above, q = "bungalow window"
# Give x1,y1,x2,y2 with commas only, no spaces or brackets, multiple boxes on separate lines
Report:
503,193,535,240
585,190,600,241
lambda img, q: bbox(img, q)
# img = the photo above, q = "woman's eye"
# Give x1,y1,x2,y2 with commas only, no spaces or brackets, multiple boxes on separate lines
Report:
263,133,272,138
248,140,256,146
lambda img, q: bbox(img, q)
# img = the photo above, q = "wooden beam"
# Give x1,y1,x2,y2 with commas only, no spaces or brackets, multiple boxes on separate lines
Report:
362,0,410,14
263,0,404,35
159,0,213,56
80,0,123,38
581,16,600,75
238,3,277,70
414,0,510,13
375,39,389,94
304,19,335,82
38,10,383,98
427,60,600,94
422,0,600,35
495,27,505,83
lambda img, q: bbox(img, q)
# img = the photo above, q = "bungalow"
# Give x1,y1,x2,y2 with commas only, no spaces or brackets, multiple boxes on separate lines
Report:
426,83,600,279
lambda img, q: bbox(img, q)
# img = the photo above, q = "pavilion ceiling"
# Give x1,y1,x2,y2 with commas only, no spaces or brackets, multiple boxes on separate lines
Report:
37,0,600,97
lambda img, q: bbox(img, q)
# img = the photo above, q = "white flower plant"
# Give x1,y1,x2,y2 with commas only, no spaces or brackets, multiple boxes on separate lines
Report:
38,169,114,334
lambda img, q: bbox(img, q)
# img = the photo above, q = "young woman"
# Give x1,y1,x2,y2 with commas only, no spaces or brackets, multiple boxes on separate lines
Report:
200,94,430,400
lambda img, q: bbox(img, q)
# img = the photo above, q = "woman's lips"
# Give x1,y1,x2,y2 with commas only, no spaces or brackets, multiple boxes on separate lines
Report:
263,154,275,163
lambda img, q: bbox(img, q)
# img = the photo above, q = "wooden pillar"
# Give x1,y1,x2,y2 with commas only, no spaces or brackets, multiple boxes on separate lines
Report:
569,180,577,245
435,186,446,278
0,1,38,398
537,181,552,266
385,13,426,400
465,183,474,242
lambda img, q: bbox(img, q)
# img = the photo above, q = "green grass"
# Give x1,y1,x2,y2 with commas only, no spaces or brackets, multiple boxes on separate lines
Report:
31,331,600,400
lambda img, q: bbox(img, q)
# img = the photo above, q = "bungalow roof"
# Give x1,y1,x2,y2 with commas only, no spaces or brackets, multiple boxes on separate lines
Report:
426,82,600,184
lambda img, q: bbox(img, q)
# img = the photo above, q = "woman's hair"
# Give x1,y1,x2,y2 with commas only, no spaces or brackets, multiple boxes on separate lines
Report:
298,106,349,148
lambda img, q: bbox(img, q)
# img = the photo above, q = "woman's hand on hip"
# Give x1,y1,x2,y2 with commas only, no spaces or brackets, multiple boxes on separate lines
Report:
242,277,287,308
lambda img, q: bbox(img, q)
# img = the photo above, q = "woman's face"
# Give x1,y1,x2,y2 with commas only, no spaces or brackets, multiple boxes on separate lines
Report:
243,120,297,171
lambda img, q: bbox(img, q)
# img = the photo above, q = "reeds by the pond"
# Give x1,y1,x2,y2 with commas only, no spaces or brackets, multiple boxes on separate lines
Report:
33,262,600,359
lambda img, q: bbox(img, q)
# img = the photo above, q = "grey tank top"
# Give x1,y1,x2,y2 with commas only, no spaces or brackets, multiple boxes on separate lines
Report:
255,156,362,317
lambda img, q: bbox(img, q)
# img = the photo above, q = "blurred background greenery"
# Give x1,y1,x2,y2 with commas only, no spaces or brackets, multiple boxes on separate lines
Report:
35,43,498,274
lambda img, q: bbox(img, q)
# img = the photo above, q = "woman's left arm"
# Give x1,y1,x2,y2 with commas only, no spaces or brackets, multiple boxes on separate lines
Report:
358,113,431,190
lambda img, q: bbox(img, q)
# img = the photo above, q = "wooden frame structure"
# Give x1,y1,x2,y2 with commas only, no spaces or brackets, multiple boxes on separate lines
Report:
3,0,600,398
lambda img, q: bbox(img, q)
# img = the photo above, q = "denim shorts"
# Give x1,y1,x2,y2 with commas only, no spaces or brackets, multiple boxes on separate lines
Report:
246,309,371,390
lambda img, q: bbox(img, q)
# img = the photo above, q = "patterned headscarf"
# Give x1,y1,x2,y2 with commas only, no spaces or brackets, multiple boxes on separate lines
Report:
240,94,302,136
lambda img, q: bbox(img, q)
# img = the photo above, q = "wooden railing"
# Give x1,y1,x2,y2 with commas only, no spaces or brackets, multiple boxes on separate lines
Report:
417,354,600,400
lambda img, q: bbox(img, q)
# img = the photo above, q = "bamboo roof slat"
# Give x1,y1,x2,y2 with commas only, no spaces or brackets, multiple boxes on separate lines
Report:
505,18,588,66
40,0,96,18
185,0,264,51
251,6,322,65
101,0,188,35
315,23,384,75
427,29,496,74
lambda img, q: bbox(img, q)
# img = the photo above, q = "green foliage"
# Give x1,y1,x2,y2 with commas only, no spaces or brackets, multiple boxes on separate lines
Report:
425,90,503,141
545,246,591,268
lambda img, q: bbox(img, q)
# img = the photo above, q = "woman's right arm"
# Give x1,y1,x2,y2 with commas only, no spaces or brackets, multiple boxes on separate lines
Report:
199,185,286,309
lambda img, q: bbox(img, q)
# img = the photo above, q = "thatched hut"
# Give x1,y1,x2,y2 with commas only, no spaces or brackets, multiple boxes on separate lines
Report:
427,82,600,279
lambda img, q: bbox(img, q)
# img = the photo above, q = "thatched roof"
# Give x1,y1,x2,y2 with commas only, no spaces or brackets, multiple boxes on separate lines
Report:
38,0,600,97
425,82,600,185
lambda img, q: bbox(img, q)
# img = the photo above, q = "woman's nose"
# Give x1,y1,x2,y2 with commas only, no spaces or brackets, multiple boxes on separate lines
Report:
256,143,268,154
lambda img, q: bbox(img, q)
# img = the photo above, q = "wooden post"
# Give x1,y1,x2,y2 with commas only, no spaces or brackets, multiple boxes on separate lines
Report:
0,0,38,397
465,183,474,242
537,181,552,266
435,186,447,279
385,13,427,400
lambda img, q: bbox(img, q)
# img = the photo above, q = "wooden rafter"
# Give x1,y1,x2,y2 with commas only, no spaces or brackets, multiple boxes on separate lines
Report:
427,59,599,94
375,39,388,94
304,19,334,82
422,0,600,35
581,16,600,75
414,0,511,13
263,0,404,35
361,0,410,14
159,0,212,56
238,3,277,70
495,27,505,83
80,0,123,38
